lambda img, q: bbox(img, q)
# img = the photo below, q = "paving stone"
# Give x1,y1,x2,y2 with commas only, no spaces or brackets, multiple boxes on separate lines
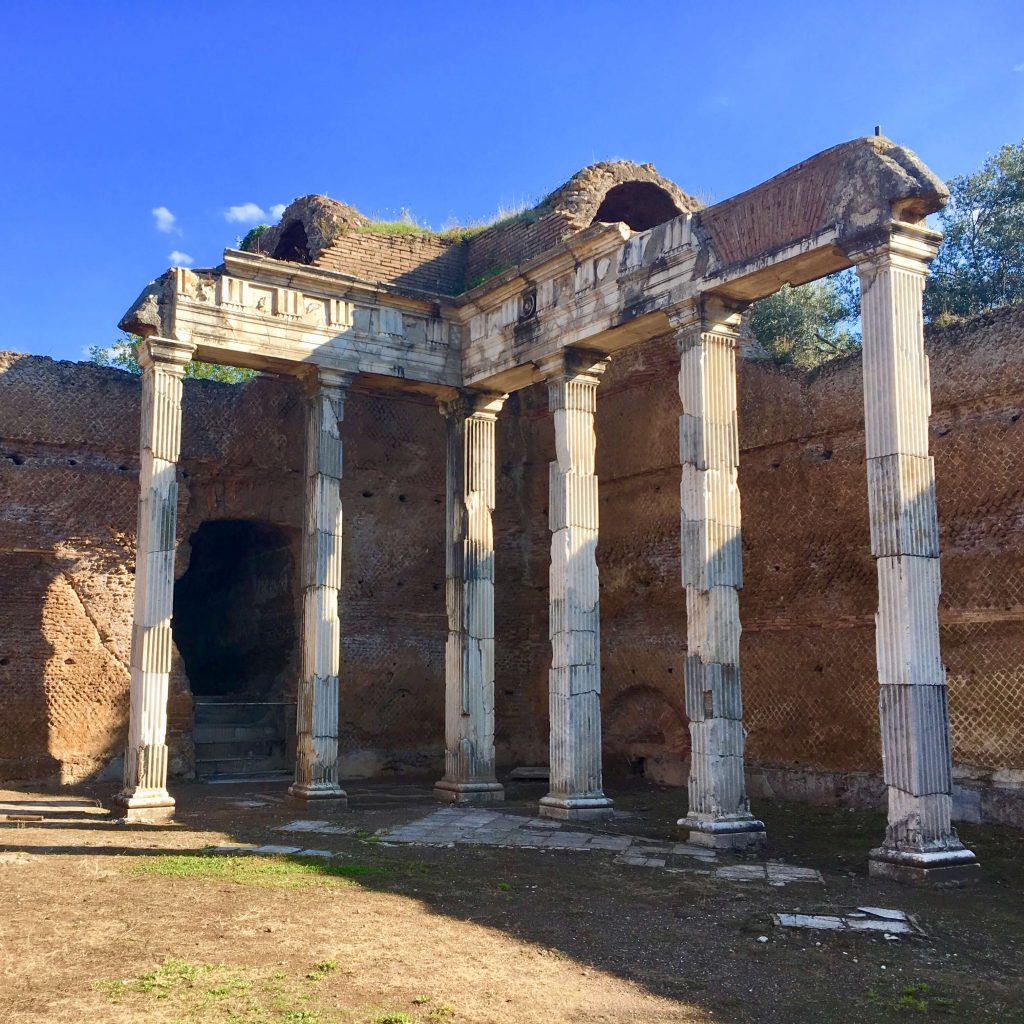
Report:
587,836,633,851
767,864,823,884
250,844,303,856
716,864,767,881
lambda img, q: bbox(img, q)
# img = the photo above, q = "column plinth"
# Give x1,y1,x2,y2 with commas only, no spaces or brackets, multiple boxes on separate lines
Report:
290,368,355,806
850,224,978,884
538,352,613,821
671,306,765,851
434,391,507,806
114,337,195,825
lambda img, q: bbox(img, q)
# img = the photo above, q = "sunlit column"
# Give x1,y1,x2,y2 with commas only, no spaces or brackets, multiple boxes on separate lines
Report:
538,351,614,820
672,303,765,850
115,337,194,824
290,368,355,803
434,390,507,804
850,224,978,883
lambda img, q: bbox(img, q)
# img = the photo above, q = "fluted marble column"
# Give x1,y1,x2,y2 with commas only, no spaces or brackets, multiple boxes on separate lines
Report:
115,337,195,824
434,390,507,804
850,224,978,883
538,351,613,820
672,305,765,850
290,368,355,803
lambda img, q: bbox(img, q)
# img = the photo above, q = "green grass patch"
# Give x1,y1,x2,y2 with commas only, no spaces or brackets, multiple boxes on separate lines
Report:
355,221,434,238
131,853,385,888
96,957,346,1022
306,959,338,982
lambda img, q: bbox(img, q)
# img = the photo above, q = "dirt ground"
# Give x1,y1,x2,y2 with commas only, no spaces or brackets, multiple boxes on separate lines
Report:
0,775,1021,1024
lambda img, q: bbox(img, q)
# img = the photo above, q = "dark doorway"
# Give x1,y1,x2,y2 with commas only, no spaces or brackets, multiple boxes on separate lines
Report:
173,520,299,778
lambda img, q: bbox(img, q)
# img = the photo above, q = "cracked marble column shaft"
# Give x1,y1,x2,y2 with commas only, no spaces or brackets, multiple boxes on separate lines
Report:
851,224,978,883
290,368,354,804
538,352,613,820
115,337,194,824
434,390,507,804
673,307,765,850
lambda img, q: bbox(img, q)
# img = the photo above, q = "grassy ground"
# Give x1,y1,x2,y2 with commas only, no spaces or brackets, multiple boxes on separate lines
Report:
0,776,1021,1024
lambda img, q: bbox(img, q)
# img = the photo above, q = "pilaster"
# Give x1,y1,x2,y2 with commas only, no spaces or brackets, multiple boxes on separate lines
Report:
671,303,765,850
850,224,978,883
290,368,355,803
537,350,614,820
434,390,508,804
114,336,195,824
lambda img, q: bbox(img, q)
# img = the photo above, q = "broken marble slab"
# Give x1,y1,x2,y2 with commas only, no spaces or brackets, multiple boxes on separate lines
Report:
275,819,353,835
774,908,918,935
717,864,823,884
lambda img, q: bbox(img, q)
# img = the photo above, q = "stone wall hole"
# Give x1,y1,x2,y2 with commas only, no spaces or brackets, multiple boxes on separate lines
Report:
592,182,682,231
271,220,311,263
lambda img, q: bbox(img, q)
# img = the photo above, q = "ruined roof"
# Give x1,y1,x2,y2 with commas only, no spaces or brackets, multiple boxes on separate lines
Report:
246,161,699,294
257,195,371,264
696,136,948,271
538,160,701,229
120,136,951,340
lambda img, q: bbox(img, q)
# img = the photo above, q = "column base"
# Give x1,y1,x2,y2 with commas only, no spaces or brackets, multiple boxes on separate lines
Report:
868,846,980,886
539,794,614,821
288,782,348,807
678,815,766,850
434,780,505,805
112,788,175,825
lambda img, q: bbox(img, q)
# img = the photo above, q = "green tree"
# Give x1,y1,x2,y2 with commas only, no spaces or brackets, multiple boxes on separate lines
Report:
925,139,1024,321
89,332,256,383
747,272,859,369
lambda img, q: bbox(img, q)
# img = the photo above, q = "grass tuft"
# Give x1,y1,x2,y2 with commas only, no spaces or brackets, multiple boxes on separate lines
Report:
96,958,337,1022
306,959,338,982
132,853,384,888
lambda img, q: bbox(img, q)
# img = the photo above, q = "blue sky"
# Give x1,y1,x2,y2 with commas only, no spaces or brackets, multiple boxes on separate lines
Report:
1,0,1022,362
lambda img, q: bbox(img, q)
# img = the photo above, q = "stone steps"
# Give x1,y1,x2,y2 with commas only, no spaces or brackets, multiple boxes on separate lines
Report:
194,754,291,777
193,701,295,779
193,723,283,744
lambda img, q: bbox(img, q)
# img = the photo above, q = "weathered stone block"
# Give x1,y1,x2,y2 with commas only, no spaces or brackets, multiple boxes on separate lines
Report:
867,453,939,557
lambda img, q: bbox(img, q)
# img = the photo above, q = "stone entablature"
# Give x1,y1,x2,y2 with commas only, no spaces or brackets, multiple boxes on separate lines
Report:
126,136,947,401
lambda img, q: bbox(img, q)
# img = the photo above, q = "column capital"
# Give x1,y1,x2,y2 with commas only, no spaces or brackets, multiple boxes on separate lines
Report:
137,336,195,373
299,366,357,397
535,348,609,387
438,389,507,422
667,298,745,349
842,221,942,278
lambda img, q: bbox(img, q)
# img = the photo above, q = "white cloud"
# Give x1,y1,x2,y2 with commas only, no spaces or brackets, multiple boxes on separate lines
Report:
269,203,287,219
224,202,267,224
152,206,179,234
1015,63,1024,72
168,250,194,266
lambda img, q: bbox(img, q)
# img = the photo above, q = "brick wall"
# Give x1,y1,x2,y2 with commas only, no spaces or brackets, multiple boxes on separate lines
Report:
3,307,1024,826
0,355,448,783
315,232,467,296
587,306,1024,823
464,212,572,289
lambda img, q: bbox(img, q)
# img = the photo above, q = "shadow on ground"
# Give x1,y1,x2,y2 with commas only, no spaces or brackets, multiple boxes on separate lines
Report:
1,774,1022,1024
